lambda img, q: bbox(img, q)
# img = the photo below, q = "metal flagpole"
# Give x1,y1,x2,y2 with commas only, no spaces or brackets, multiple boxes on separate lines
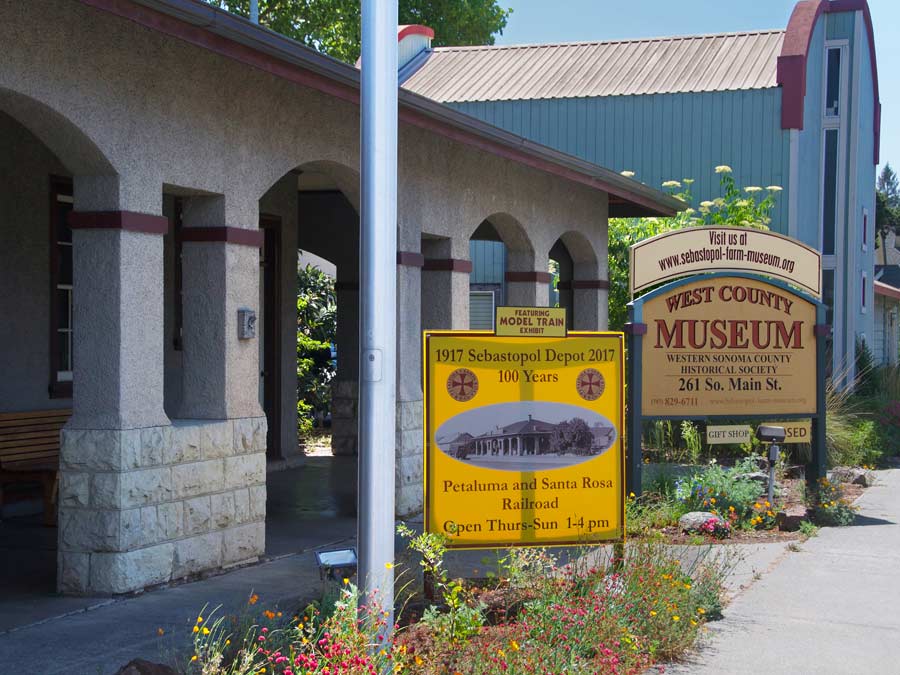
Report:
359,0,398,629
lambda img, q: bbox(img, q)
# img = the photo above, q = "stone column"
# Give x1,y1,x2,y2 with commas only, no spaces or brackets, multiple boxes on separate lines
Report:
331,274,359,457
506,271,552,307
396,251,424,516
58,176,173,594
421,237,470,329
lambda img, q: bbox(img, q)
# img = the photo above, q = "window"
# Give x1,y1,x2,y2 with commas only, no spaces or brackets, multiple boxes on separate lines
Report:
822,269,835,378
825,47,842,117
50,177,74,397
862,208,868,251
861,272,867,313
469,291,495,330
822,129,839,256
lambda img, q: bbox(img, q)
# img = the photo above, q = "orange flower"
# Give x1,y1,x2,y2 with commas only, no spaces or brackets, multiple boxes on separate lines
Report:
248,594,259,605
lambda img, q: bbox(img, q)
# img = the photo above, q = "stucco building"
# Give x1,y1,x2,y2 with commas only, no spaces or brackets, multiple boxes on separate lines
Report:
0,0,679,595
403,0,881,378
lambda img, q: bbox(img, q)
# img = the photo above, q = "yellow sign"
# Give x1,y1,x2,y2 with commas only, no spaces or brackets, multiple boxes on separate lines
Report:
706,425,752,445
641,276,817,417
630,227,822,299
424,331,624,548
762,420,813,444
495,306,567,337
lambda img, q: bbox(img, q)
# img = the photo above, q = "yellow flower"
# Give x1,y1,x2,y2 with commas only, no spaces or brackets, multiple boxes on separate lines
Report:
697,607,706,614
197,616,203,624
276,612,282,618
497,649,506,658
672,615,680,622
684,583,691,590
415,656,424,666
202,627,210,636
343,578,349,585
629,492,635,498
192,626,199,634
157,628,164,636
650,610,657,616
691,619,698,626
191,655,198,662
510,640,520,651
710,498,716,505
715,165,733,174
385,562,394,570
225,640,230,646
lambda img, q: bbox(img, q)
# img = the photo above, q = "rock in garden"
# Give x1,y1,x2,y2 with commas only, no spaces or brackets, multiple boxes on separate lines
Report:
114,660,178,675
828,467,876,487
679,511,721,531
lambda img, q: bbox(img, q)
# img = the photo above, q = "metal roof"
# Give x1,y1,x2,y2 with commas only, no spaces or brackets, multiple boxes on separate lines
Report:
402,30,785,103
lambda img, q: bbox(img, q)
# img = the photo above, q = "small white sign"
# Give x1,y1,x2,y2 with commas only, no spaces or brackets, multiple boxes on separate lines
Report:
706,425,752,445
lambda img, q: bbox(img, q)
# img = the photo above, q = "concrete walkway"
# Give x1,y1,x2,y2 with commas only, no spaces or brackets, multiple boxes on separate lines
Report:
667,468,900,675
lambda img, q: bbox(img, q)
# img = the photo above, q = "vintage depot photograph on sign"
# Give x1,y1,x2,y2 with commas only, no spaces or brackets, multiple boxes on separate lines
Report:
424,332,625,549
640,274,818,417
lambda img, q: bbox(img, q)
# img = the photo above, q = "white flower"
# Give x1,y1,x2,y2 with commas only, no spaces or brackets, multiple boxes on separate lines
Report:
620,170,635,178
662,180,682,188
683,178,695,185
744,186,762,193
700,200,714,208
766,185,783,192
684,208,696,215
715,165,733,174
713,198,726,207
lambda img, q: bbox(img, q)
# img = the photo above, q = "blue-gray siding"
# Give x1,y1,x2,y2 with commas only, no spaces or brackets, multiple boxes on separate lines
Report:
449,88,791,231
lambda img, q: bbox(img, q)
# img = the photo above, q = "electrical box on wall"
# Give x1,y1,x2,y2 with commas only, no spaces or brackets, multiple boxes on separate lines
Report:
238,308,257,339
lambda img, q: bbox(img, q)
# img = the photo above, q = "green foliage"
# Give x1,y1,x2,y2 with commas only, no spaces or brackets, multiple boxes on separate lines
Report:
626,492,688,536
798,520,819,538
855,337,876,398
810,477,857,526
676,459,774,529
680,421,702,465
608,166,779,331
205,0,511,63
296,264,336,436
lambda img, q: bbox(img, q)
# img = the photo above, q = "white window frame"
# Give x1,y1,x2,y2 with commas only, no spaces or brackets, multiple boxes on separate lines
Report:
468,290,496,330
56,193,74,383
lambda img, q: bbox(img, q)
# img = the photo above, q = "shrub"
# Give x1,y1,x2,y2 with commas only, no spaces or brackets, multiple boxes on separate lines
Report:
296,264,336,436
810,477,857,526
676,459,771,528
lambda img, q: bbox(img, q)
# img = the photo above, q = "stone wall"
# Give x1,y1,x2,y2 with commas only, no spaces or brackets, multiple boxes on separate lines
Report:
58,417,266,594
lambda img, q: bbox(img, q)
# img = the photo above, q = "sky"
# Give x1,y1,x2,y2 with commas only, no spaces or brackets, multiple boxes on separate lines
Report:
492,0,898,174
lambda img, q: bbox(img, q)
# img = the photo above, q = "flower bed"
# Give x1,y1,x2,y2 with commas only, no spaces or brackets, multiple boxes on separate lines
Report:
183,538,730,675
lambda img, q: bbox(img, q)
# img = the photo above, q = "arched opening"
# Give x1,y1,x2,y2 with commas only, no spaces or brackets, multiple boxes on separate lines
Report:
247,162,360,558
548,232,602,330
0,91,116,610
468,213,536,329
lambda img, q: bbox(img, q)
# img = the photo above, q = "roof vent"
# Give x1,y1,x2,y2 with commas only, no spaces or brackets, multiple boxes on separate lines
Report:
398,24,434,72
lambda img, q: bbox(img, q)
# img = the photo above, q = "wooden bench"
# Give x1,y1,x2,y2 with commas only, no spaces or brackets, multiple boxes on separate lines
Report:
0,409,70,526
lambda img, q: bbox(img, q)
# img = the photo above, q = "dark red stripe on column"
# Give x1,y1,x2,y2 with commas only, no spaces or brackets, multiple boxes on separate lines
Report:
180,227,264,247
556,279,610,291
423,258,473,273
397,251,425,267
68,211,169,235
506,271,553,283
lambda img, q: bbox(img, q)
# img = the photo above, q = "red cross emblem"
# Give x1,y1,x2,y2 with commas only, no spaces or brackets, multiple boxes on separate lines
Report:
576,368,605,401
447,368,479,402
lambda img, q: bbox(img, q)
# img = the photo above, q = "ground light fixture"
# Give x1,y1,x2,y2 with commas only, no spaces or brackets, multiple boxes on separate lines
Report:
315,548,358,581
755,425,786,506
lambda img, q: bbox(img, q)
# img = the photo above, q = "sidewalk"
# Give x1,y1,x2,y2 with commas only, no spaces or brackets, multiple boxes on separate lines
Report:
666,468,900,675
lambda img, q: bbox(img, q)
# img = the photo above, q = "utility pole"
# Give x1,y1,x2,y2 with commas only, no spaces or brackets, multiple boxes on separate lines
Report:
250,0,259,24
358,0,398,630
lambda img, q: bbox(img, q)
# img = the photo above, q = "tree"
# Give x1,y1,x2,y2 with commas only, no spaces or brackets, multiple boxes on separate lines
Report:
607,167,780,331
876,164,900,259
877,164,900,209
205,0,511,63
297,263,337,435
550,418,594,456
